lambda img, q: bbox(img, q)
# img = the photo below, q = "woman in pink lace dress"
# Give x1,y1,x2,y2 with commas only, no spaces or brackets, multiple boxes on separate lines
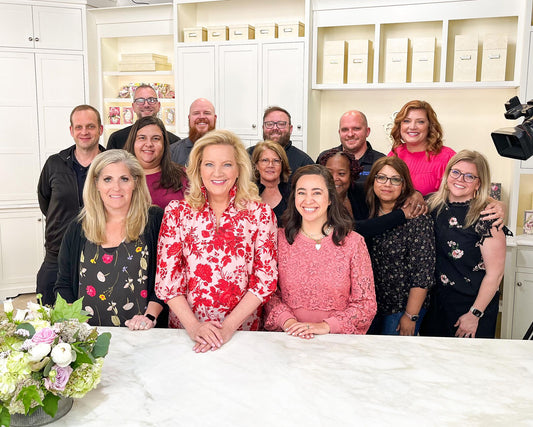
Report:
156,130,278,352
264,164,376,337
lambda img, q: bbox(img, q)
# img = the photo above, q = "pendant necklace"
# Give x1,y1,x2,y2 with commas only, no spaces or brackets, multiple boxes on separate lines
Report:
301,225,333,250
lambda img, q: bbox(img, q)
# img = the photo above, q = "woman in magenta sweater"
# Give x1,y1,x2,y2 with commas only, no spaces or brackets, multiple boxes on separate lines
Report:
264,165,376,337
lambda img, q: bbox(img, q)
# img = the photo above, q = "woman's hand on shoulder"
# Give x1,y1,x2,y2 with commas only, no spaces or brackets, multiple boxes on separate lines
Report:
283,319,330,339
481,199,506,229
125,314,156,331
401,192,428,219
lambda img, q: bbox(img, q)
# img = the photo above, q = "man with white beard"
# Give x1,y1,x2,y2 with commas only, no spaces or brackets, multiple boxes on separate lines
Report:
170,98,217,166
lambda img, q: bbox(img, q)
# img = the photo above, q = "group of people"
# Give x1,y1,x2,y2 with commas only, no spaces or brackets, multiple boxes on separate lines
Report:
37,90,509,353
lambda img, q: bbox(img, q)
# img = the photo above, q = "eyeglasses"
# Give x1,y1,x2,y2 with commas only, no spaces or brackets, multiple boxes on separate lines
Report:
133,97,158,105
449,169,479,183
375,174,403,186
258,158,281,166
264,121,288,129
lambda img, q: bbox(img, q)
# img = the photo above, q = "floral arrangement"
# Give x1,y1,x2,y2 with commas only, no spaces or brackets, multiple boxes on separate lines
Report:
0,295,111,426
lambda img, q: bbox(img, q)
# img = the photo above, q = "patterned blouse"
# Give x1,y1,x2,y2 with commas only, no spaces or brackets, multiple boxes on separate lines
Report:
368,215,435,315
264,230,376,334
79,238,149,327
156,186,278,330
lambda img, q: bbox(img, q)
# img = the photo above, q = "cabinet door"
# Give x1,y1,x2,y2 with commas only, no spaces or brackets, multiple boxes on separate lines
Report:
512,272,533,339
262,41,305,138
33,6,84,51
0,51,40,206
0,3,33,49
0,209,44,299
218,44,260,137
36,54,86,164
176,45,216,135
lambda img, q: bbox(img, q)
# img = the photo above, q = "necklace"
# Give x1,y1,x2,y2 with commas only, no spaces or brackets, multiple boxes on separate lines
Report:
301,225,333,250
378,207,392,216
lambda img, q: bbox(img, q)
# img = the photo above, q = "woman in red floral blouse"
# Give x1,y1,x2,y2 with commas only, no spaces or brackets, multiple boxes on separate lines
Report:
156,130,278,352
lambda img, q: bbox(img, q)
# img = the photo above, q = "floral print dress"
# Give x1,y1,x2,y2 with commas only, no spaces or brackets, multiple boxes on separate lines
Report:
79,238,149,326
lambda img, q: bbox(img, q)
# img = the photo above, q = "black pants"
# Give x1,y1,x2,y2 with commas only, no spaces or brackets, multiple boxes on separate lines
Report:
36,260,58,306
420,285,499,338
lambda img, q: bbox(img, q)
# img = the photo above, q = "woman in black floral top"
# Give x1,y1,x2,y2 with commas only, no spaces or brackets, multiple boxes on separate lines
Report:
365,157,435,336
422,150,510,338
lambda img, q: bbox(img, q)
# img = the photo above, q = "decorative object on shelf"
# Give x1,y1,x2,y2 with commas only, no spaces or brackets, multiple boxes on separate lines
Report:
256,24,278,39
0,295,111,427
347,39,371,84
116,83,174,100
322,40,347,84
163,107,175,126
207,26,228,41
385,38,408,83
123,107,133,125
183,27,207,43
411,37,435,83
490,182,502,201
453,35,478,82
278,21,304,38
481,33,507,82
524,210,533,235
118,53,171,72
228,24,255,40
109,106,120,125
383,110,398,143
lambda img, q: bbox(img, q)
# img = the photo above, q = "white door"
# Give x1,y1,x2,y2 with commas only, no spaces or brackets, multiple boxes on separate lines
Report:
218,44,260,138
262,41,305,138
176,45,216,135
512,272,533,339
35,54,86,165
0,51,40,206
0,3,33,49
33,6,84,51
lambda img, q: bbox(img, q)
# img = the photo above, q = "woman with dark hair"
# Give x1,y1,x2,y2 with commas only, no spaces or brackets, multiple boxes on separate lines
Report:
264,164,376,337
364,157,435,336
124,116,187,209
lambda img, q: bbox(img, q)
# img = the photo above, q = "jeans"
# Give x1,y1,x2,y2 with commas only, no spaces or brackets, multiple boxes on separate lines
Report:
368,308,427,336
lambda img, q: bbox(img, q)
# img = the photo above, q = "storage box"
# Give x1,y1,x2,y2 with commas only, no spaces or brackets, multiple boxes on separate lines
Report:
118,61,172,72
453,35,478,82
278,21,304,38
481,33,507,82
346,40,370,84
207,26,228,42
120,53,168,63
228,25,255,40
411,37,435,83
322,40,347,84
385,38,408,83
183,27,207,43
255,23,278,39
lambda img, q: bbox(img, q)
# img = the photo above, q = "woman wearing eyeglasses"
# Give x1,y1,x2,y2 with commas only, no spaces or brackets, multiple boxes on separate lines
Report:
251,141,291,225
365,156,435,336
422,150,510,338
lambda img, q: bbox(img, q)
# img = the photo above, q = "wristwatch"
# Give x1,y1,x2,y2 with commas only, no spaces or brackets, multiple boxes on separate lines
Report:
145,313,157,326
404,312,419,322
469,307,484,318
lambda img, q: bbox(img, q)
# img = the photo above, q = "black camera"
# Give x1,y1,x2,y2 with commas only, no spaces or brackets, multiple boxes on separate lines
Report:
491,96,533,160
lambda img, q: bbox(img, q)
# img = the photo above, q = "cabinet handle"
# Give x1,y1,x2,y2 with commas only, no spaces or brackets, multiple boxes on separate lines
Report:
352,59,363,63
37,218,42,222
488,54,501,60
283,28,293,33
234,31,243,35
460,55,472,60
212,32,220,37
35,37,39,42
260,29,269,34
297,125,301,129
28,36,33,41
252,124,256,129
417,57,429,62
517,281,523,287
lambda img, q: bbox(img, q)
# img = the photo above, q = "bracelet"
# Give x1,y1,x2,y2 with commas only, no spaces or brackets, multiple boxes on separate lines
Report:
144,313,157,326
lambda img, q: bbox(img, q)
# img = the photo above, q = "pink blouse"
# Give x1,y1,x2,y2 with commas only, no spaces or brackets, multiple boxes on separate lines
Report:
156,187,278,330
264,229,376,334
146,171,187,209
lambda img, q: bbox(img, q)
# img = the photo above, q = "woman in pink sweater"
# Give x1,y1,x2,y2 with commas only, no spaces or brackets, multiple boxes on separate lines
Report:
264,165,376,337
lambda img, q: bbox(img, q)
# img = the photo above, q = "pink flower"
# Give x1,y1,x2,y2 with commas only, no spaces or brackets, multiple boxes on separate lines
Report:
32,327,57,345
102,254,113,264
140,290,148,298
87,285,96,297
44,365,73,392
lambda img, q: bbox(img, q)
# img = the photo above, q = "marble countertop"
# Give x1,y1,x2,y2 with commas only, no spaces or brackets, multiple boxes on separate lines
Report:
52,328,533,426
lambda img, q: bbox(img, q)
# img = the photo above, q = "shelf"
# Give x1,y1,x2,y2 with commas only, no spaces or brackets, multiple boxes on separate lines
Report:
103,71,174,76
104,97,176,103
313,81,520,90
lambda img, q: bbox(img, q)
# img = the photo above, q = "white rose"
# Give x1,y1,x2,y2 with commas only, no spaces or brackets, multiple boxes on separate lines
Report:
13,309,28,322
51,343,75,368
3,299,13,314
28,343,51,362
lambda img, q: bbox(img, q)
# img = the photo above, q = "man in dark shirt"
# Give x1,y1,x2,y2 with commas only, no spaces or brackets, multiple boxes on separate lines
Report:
107,84,180,149
316,110,385,183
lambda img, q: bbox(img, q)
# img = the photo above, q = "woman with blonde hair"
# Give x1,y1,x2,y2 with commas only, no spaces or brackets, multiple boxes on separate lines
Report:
156,130,278,352
55,150,166,329
422,150,511,338
251,140,291,225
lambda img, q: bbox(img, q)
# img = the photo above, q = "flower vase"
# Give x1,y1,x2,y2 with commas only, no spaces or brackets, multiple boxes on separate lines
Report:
10,397,73,426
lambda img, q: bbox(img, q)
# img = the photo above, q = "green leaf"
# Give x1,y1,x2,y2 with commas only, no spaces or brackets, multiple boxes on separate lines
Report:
16,323,35,338
92,332,111,358
42,393,60,418
17,385,43,414
0,405,11,427
51,295,91,323
43,358,55,377
71,343,95,367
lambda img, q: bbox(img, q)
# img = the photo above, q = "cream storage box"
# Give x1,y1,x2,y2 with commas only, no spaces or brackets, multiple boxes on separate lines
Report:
322,40,347,84
385,38,408,83
183,27,207,43
207,26,228,42
278,21,304,38
453,35,478,82
118,53,171,72
411,37,435,83
481,33,507,81
228,25,255,40
346,40,371,84
255,23,278,39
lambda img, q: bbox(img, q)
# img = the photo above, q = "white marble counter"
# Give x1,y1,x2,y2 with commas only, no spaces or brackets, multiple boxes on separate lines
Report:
52,328,533,426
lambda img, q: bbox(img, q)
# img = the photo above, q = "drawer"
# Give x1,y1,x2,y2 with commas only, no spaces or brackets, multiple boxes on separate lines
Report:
517,247,533,268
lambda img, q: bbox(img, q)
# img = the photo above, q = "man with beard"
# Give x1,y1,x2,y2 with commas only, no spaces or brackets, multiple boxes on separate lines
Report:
107,84,180,149
170,98,217,166
316,110,384,183
248,106,313,176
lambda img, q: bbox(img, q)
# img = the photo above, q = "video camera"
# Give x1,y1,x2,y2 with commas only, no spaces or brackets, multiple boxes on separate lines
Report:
491,96,533,160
